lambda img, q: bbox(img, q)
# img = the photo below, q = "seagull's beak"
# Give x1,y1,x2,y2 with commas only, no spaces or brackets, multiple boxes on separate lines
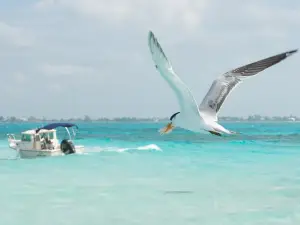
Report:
159,122,175,135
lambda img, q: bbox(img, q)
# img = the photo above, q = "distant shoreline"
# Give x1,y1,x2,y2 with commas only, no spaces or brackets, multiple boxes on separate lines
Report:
0,115,299,123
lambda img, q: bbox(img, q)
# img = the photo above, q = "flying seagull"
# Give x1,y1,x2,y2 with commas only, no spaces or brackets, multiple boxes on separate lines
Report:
148,31,297,136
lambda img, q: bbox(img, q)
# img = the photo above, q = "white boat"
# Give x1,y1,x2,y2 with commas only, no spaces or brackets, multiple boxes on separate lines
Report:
7,123,84,159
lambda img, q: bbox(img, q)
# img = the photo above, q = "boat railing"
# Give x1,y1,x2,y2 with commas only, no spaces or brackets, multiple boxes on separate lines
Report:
7,134,16,140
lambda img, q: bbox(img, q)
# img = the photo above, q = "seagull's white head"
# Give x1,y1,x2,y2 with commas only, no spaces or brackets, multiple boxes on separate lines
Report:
159,112,180,135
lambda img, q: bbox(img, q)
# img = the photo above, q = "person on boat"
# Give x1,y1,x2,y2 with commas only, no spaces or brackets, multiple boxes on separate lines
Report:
44,136,54,149
45,137,51,144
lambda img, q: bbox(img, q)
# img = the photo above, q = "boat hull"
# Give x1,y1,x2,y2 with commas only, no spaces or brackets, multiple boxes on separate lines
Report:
18,149,62,158
16,146,85,159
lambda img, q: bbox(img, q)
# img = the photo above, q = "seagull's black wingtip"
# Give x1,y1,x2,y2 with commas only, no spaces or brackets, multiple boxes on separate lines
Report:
148,30,154,37
286,49,298,56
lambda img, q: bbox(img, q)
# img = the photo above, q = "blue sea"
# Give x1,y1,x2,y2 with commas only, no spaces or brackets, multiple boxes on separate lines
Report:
1,121,300,225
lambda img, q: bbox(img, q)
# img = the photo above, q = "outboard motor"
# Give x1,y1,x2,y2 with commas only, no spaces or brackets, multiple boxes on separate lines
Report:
60,139,75,155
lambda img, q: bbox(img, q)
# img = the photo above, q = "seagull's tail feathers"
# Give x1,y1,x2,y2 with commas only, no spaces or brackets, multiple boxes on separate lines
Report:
208,128,240,137
210,122,241,136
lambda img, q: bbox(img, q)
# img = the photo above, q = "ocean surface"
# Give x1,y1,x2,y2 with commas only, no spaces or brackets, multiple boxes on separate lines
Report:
1,121,300,225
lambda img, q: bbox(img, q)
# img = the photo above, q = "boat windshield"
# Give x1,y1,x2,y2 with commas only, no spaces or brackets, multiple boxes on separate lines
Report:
49,132,54,139
21,134,32,142
40,132,55,140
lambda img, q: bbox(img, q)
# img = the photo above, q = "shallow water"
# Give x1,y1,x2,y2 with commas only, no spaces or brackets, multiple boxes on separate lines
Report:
1,121,300,225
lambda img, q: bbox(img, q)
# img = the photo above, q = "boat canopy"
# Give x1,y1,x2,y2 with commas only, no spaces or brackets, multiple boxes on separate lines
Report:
36,123,78,133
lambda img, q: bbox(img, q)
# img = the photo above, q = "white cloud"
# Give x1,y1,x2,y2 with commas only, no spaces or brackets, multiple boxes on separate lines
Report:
35,0,56,9
242,3,300,38
247,3,300,24
13,72,26,84
47,83,62,92
35,0,207,30
0,22,34,47
39,63,96,76
2,0,297,117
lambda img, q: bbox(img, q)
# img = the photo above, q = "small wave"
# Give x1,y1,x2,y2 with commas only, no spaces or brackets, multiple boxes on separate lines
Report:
115,144,162,153
136,144,161,151
87,144,161,153
164,190,194,195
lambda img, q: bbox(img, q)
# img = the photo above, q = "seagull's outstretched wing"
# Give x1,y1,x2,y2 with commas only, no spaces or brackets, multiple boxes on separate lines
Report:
199,49,298,121
148,31,201,118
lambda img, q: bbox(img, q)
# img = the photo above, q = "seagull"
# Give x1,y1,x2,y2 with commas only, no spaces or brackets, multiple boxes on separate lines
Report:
147,31,297,136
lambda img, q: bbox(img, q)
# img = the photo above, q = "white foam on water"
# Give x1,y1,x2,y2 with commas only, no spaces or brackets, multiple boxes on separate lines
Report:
136,144,161,151
86,144,162,153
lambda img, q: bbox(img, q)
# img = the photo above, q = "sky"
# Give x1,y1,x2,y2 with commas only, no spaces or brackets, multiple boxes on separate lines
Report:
0,0,299,118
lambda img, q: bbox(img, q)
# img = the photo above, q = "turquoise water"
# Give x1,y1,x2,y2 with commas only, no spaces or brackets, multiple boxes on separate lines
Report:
1,121,300,225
